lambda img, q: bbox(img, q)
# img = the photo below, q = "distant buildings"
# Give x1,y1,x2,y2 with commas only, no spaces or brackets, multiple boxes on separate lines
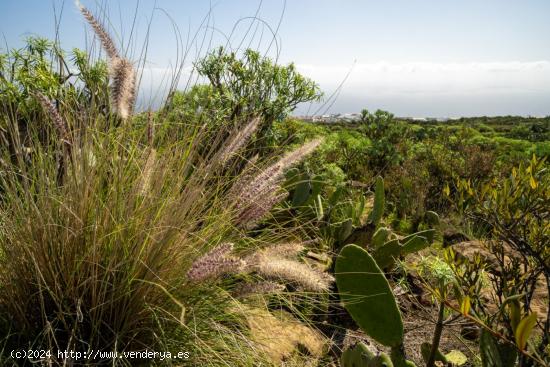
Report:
295,113,548,124
295,113,361,123
297,112,459,123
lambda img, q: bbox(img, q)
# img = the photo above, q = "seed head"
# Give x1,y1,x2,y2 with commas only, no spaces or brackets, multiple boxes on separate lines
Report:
187,243,244,283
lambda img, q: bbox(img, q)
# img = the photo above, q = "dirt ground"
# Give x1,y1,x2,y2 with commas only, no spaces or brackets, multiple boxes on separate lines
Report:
341,290,479,367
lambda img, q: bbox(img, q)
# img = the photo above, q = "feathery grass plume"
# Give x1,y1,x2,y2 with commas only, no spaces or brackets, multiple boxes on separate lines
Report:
231,138,322,228
263,241,306,258
76,0,119,60
187,243,245,282
246,242,305,265
226,155,260,196
275,138,324,173
236,190,288,229
77,0,136,119
232,138,322,202
232,281,285,299
219,116,260,166
138,148,157,196
110,57,136,119
252,257,334,292
235,138,323,200
301,238,321,246
34,92,71,146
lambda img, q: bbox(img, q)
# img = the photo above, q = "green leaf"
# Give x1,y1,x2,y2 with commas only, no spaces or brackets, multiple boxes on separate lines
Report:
529,175,538,189
514,313,537,351
507,301,521,331
460,295,471,316
315,194,324,221
443,183,450,196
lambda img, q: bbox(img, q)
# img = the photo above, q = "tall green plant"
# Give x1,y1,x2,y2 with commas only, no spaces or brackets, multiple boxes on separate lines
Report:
450,156,549,366
0,4,330,366
195,47,322,143
335,244,419,367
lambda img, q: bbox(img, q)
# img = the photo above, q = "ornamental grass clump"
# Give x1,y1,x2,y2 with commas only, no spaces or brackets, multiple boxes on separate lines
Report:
0,4,329,365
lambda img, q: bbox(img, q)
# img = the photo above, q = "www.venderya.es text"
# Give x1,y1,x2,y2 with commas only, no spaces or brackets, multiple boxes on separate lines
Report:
11,349,190,361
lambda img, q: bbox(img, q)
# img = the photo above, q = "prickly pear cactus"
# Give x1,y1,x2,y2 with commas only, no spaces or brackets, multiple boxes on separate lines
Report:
479,330,517,367
390,347,417,367
341,343,398,367
338,219,354,243
335,244,404,347
372,231,433,269
370,352,394,367
291,172,311,207
420,342,448,365
340,342,374,367
367,176,385,226
401,234,430,255
373,239,402,269
372,227,391,249
403,229,435,244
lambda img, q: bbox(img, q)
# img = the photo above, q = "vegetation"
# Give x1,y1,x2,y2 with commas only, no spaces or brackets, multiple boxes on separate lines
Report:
0,6,328,366
0,3,548,366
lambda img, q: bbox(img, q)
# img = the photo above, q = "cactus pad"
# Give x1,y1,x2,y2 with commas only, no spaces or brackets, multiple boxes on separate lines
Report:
335,244,404,347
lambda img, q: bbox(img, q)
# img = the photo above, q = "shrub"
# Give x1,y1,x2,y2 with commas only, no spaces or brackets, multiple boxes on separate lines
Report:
0,5,330,366
194,47,322,144
454,156,549,364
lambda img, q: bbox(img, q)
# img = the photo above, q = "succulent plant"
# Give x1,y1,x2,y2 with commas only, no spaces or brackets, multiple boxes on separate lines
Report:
420,342,448,365
479,330,518,367
367,176,385,226
372,227,391,249
291,171,312,207
340,342,408,367
372,238,403,269
372,232,432,269
335,244,404,347
340,341,375,367
336,244,425,367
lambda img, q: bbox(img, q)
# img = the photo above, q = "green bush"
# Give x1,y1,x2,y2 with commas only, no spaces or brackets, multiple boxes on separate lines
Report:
0,8,330,366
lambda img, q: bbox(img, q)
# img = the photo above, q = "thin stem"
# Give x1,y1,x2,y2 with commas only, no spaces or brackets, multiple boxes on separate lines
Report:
427,301,445,367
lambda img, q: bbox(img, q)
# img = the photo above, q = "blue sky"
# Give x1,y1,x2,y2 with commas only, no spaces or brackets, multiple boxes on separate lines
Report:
2,0,550,116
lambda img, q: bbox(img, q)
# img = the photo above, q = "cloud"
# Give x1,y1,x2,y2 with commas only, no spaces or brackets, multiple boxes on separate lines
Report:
133,61,550,116
294,61,550,116
135,65,195,108
295,61,550,95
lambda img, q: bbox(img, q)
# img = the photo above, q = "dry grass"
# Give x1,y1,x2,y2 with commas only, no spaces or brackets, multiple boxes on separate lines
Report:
0,3,329,366
243,306,326,364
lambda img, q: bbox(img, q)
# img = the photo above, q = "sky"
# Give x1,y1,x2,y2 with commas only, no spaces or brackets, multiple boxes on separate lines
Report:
1,0,550,117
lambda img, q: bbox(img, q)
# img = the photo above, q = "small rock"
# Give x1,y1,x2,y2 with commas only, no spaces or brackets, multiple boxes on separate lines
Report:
460,324,480,340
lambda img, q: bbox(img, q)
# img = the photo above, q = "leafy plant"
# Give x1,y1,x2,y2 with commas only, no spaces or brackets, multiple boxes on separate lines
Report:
416,256,458,367
0,5,330,366
195,47,322,145
455,156,549,364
